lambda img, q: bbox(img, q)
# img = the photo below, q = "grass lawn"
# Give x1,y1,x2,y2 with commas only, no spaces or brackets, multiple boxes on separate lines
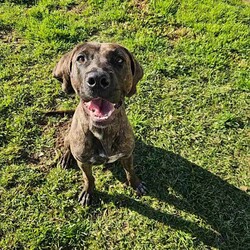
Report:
0,0,249,249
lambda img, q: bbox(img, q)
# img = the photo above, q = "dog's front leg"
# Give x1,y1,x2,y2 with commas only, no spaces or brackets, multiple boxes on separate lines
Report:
76,160,95,206
120,155,147,196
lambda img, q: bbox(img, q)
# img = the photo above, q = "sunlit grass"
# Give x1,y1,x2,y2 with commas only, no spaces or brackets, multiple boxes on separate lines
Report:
0,0,249,249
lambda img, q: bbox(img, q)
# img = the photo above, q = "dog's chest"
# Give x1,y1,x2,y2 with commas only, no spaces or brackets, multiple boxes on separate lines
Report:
90,152,125,165
89,130,125,165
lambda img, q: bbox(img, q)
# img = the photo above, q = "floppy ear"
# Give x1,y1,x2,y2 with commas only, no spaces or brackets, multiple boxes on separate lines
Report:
53,51,74,94
125,50,143,97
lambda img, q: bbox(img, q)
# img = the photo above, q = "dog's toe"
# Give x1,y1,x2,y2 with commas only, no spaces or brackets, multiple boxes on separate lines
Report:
136,182,147,197
78,190,92,206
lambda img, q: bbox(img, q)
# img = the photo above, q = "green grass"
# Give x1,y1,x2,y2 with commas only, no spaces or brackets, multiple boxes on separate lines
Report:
0,0,249,249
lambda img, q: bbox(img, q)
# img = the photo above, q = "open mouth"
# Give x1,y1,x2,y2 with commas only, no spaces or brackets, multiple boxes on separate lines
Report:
83,98,121,124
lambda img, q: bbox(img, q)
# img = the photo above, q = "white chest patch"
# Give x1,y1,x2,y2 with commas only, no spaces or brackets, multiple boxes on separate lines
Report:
89,152,125,165
92,130,104,141
106,153,126,163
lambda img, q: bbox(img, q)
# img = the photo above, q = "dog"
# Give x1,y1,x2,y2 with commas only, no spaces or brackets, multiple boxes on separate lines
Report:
53,42,146,205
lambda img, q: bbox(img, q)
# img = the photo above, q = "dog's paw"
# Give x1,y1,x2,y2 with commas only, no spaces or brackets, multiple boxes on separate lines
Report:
136,182,147,197
78,189,93,206
59,150,72,169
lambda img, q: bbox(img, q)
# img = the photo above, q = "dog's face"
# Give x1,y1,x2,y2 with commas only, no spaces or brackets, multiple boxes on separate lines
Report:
53,42,143,126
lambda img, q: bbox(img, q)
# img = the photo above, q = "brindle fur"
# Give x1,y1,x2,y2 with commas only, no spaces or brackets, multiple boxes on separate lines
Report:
53,42,146,206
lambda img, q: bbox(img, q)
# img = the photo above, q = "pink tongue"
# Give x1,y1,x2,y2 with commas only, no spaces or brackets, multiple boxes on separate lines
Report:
89,99,113,117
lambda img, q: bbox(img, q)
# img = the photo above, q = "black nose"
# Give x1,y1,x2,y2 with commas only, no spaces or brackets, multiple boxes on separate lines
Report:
86,71,110,89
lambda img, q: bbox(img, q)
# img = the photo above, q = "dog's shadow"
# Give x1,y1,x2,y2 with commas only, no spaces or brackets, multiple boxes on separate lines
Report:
93,140,249,249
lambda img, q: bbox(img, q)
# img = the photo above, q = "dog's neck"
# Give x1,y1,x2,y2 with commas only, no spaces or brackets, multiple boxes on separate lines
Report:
91,126,105,141
77,102,127,153
89,107,125,139
89,107,126,155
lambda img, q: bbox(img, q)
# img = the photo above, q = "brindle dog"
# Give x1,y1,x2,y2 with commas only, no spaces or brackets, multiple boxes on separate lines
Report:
53,42,146,205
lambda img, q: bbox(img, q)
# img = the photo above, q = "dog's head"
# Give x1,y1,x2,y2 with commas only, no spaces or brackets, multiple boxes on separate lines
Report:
53,42,143,126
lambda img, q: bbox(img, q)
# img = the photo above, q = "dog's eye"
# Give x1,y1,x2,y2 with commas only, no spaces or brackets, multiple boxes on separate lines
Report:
113,56,124,66
77,55,86,63
115,57,124,65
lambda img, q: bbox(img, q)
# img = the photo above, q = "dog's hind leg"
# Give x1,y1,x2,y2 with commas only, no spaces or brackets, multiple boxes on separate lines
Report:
60,147,73,169
59,135,74,169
